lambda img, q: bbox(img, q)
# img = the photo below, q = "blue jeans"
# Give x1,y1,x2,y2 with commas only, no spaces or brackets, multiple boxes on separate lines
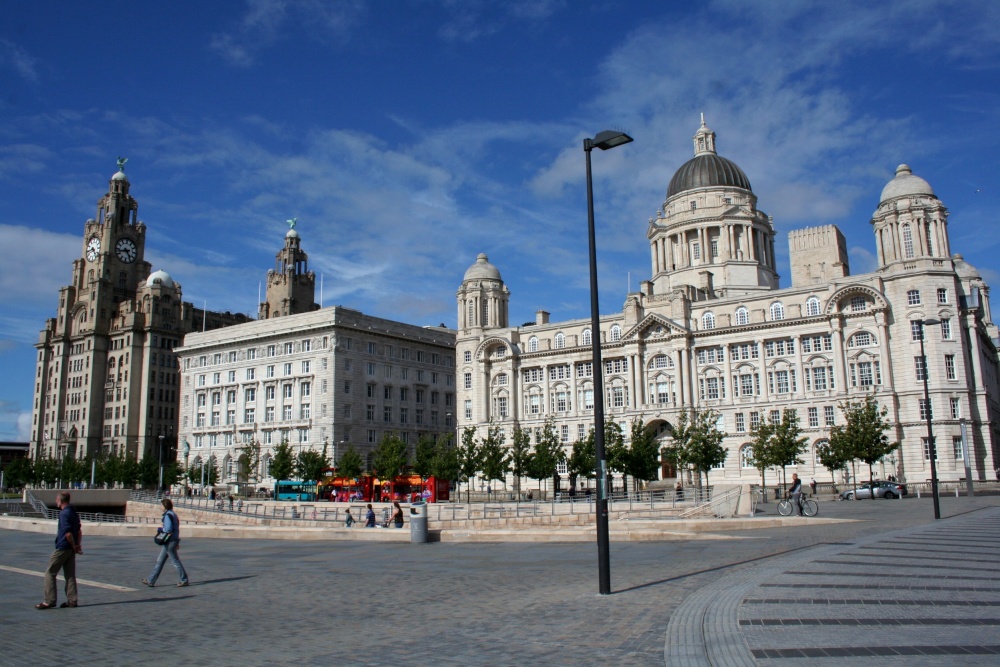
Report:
148,538,188,585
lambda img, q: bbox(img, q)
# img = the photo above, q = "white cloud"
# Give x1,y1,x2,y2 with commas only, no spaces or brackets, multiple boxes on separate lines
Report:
0,39,38,83
0,225,79,303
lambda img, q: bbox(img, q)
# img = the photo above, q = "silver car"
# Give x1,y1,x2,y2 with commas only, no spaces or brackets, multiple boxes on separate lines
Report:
840,481,908,500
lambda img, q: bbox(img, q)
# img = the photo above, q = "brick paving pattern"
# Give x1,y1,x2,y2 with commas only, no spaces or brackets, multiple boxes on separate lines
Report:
2,495,999,666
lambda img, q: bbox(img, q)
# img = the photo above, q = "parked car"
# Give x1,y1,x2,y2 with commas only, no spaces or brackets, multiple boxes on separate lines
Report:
840,481,908,500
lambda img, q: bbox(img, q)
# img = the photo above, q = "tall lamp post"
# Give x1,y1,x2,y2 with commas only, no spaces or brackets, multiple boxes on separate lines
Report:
584,129,633,595
158,434,165,494
918,319,941,519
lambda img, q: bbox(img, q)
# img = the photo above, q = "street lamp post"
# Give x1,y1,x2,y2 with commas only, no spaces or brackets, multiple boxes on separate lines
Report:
918,319,941,519
584,129,633,596
158,434,165,494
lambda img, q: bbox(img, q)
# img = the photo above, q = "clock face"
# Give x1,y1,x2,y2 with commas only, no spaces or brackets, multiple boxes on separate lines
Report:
86,237,101,261
115,238,137,263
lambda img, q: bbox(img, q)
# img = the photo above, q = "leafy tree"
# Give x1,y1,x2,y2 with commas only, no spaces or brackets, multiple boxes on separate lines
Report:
748,420,776,490
508,425,533,498
59,454,87,487
35,455,59,488
430,433,461,487
769,410,809,491
667,409,728,490
816,437,851,487
529,418,566,493
567,431,595,492
120,455,141,489
186,456,218,488
623,418,660,495
371,433,409,481
270,441,296,484
337,445,365,481
457,426,481,502
139,456,159,489
834,395,899,499
412,433,437,481
604,420,627,493
4,457,34,490
478,421,509,498
296,445,330,483
237,439,262,486
162,462,182,489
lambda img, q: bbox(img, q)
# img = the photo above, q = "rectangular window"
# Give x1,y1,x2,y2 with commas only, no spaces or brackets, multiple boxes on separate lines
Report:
915,356,926,381
464,400,472,420
283,384,293,399
246,368,255,381
282,405,292,420
267,345,276,357
824,406,835,426
808,407,818,427
912,321,924,341
937,288,948,304
953,436,964,460
367,362,376,376
951,397,961,419
301,361,311,373
300,404,310,419
749,412,760,431
945,354,956,380
366,405,375,422
907,289,921,305
922,437,938,461
244,408,255,423
919,398,932,421
245,388,256,402
464,372,472,389
383,406,392,423
735,413,745,432
247,348,256,360
941,319,952,340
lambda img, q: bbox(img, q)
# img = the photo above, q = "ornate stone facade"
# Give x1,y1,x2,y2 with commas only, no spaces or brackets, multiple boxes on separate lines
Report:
456,120,1000,489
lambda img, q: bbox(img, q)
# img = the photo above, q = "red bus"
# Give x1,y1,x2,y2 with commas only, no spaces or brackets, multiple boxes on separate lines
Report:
319,470,449,503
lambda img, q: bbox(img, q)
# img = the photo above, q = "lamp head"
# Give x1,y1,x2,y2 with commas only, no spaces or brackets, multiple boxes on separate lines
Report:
590,130,633,150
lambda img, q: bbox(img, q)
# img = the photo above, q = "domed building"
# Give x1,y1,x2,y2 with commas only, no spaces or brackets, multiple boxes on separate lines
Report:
456,119,1000,493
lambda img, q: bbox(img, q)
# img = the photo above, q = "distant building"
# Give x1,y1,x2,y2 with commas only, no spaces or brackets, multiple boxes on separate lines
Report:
457,119,1000,490
29,164,250,464
176,227,456,488
0,442,30,468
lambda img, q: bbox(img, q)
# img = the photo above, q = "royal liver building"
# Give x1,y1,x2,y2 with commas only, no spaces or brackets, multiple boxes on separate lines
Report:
456,119,1000,487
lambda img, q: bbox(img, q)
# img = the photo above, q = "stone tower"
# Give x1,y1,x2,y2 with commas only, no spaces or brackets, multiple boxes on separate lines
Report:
258,220,318,319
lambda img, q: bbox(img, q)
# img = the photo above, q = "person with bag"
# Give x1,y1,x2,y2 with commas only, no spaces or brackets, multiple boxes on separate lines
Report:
390,501,404,528
142,498,189,588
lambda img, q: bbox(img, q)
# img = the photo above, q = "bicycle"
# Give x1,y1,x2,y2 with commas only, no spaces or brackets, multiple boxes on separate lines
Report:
777,492,818,517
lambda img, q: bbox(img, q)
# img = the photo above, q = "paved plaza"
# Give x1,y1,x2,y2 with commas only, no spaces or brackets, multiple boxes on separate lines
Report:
3,495,1000,666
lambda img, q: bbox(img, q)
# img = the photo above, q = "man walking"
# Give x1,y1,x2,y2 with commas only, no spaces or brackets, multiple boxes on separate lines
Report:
36,491,82,609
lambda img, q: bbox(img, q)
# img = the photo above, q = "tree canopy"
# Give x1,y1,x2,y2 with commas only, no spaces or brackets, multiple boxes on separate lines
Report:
665,409,727,489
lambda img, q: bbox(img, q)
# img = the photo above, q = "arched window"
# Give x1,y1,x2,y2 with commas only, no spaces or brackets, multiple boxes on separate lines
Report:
528,336,538,353
734,306,749,326
554,333,565,349
848,331,876,347
805,296,821,316
582,329,592,346
650,354,672,369
902,223,914,258
702,312,716,330
769,302,785,321
740,444,755,469
610,325,622,342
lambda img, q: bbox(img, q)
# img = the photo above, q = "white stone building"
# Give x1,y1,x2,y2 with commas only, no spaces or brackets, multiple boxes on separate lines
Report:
456,119,1000,489
177,229,457,488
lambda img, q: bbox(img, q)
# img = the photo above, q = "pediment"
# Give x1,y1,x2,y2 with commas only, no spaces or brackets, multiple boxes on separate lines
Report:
623,314,689,341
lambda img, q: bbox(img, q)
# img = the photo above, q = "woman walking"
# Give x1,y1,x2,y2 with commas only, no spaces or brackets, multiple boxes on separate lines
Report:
143,498,189,587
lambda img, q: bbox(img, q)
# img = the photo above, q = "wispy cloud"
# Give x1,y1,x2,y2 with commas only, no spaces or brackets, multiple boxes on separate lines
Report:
0,39,38,83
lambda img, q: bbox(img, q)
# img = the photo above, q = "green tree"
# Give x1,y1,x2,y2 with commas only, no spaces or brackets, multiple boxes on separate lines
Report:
412,433,437,481
604,420,627,494
371,433,409,481
508,425,533,499
4,457,35,490
138,456,159,489
769,409,809,491
35,455,59,488
296,445,330,483
478,421,509,498
430,434,460,489
270,441,296,484
120,455,141,489
748,420,776,490
835,395,899,499
529,418,565,493
667,409,728,490
567,431,596,492
623,418,660,495
337,445,365,481
237,439,262,487
816,437,851,487
457,426,481,502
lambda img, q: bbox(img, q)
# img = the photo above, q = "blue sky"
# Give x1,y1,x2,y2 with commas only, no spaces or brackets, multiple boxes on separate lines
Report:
1,0,999,441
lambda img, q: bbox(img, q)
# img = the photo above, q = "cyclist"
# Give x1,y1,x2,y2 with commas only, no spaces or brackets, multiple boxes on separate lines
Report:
789,473,804,516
